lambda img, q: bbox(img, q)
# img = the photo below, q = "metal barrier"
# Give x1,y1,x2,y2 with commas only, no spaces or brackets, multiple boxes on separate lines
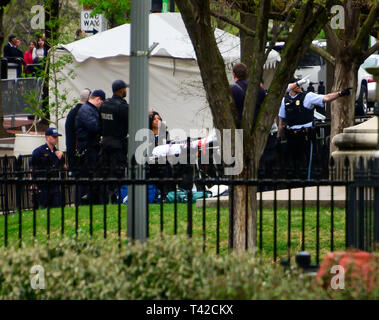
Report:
0,154,356,265
347,158,379,251
1,77,42,117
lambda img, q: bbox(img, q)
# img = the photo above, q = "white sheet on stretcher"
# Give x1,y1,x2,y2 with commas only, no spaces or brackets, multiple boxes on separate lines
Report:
152,143,183,157
152,132,217,158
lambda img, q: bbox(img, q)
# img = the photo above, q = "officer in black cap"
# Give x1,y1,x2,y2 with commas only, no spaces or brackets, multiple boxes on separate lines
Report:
99,80,129,178
30,127,64,208
75,89,106,204
277,76,351,179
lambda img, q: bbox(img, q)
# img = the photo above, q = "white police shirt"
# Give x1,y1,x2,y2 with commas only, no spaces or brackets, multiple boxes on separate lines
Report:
278,92,325,130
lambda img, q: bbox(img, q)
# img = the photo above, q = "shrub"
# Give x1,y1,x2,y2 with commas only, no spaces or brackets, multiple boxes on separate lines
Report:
0,237,377,299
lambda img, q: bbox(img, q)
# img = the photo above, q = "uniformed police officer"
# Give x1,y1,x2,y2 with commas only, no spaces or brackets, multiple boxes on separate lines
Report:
31,128,64,208
99,80,129,177
277,76,351,179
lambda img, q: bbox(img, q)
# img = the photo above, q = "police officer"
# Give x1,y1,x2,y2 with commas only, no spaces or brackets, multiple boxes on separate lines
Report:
75,89,106,204
277,76,351,179
65,88,91,171
31,128,64,208
99,80,129,176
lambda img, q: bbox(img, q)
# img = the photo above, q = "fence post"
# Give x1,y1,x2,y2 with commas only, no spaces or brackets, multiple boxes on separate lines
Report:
374,159,379,248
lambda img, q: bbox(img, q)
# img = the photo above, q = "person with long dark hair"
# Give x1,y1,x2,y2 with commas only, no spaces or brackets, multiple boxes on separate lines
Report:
24,41,36,74
32,37,47,63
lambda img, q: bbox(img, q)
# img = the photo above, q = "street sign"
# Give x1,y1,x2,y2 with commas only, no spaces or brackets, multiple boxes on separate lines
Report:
80,11,107,35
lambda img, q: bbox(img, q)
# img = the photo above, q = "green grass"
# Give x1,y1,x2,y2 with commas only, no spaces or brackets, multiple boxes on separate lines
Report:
0,203,345,263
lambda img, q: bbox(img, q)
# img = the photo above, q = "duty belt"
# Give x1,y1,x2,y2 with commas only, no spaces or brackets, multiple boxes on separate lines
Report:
285,127,312,135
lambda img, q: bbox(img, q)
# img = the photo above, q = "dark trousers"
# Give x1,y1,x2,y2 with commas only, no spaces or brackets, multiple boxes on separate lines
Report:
284,128,314,179
99,146,127,203
37,185,61,208
77,147,100,205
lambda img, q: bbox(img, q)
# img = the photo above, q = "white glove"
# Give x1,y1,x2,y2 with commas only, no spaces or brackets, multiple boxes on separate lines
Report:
296,75,310,86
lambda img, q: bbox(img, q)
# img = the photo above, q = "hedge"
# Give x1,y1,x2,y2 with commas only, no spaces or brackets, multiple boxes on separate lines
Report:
0,236,378,299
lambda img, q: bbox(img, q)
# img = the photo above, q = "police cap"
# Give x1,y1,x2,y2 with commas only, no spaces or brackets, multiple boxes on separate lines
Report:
112,80,129,93
45,127,62,137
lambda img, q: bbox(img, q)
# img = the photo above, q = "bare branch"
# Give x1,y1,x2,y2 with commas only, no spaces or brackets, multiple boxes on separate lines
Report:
352,1,379,58
362,42,379,61
309,43,336,66
324,23,339,46
265,0,302,62
210,9,256,37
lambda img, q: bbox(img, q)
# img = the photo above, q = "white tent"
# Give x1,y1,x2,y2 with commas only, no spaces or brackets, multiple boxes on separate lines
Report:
55,12,281,148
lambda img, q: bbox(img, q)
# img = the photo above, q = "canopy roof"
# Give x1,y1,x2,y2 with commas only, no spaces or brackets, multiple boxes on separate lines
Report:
60,12,280,69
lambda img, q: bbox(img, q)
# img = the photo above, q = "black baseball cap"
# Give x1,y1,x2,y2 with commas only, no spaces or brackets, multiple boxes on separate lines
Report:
112,80,129,93
289,76,299,84
45,127,62,137
91,89,106,101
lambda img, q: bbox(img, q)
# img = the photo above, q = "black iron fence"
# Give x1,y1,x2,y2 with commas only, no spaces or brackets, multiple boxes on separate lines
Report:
0,153,377,265
347,158,379,251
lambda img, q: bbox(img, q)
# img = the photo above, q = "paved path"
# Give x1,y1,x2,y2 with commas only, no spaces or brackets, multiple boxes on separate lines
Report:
196,186,347,209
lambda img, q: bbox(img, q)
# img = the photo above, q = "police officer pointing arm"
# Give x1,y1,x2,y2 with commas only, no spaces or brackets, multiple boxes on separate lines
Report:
277,76,351,179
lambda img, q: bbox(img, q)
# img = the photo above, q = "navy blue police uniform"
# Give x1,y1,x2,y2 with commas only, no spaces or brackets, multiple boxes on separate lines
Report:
99,83,129,177
31,129,64,208
278,88,325,179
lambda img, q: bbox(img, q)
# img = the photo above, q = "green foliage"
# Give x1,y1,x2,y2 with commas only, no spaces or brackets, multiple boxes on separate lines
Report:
0,236,378,299
315,28,326,40
78,0,131,27
23,0,78,128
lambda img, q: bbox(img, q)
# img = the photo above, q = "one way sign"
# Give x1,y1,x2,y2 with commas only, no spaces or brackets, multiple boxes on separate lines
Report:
81,11,107,35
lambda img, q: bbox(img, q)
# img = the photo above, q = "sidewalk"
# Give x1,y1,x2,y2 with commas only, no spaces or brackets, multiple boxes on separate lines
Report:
196,186,347,209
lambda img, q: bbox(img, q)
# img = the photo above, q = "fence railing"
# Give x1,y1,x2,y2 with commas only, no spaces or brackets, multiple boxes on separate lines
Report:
0,154,359,265
347,158,379,251
0,153,378,264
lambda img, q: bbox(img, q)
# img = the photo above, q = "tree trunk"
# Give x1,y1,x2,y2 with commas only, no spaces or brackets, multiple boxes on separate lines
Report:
229,183,257,252
240,12,256,68
229,151,259,252
329,58,358,154
176,0,331,253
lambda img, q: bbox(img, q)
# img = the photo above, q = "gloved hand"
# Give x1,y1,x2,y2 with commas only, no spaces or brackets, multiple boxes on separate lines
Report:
296,75,310,86
339,88,352,97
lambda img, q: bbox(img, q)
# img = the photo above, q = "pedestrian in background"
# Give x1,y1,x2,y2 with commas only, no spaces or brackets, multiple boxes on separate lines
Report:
32,36,48,63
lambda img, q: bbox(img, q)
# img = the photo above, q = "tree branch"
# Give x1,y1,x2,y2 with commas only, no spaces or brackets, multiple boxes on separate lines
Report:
309,43,336,66
265,0,302,62
210,9,255,37
362,42,379,61
352,1,379,59
324,23,339,46
242,0,270,138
